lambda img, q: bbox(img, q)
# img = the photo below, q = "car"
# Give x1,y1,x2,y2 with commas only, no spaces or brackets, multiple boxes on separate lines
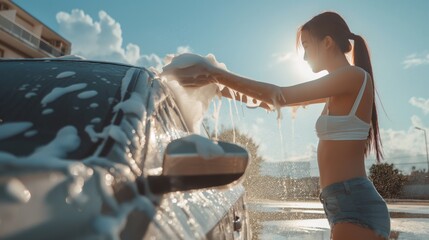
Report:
0,58,251,240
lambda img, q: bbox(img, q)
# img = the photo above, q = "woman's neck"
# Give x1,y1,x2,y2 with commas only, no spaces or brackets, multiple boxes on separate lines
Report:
325,54,350,73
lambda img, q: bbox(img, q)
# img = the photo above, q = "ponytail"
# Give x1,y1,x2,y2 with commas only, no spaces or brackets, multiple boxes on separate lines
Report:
352,34,383,162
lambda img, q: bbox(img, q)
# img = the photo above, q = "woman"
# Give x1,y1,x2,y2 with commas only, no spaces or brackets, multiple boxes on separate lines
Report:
162,12,390,240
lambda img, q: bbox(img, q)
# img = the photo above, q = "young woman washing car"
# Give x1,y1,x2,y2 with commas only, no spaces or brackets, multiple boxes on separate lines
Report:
161,11,390,240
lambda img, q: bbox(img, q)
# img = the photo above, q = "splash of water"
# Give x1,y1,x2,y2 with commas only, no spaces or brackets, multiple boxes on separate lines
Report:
227,99,236,143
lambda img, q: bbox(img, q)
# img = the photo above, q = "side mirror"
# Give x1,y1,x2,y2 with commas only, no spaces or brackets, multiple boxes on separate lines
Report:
141,135,249,194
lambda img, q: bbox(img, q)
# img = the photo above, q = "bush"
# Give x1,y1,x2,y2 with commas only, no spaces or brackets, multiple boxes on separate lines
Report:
214,128,265,199
369,163,408,199
408,167,429,184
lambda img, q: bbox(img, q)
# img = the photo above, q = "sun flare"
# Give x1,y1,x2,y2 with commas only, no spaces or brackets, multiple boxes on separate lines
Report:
293,51,327,82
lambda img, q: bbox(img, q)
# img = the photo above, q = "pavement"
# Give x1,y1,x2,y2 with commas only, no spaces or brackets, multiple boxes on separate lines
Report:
247,199,429,240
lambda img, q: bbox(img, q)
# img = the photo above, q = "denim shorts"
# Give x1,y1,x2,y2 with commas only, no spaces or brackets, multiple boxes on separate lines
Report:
319,177,390,239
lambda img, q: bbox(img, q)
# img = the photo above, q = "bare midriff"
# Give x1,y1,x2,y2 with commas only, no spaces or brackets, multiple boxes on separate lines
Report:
318,140,367,189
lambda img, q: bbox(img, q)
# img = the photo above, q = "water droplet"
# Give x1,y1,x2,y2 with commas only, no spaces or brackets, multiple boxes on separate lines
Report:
5,178,31,203
104,173,114,186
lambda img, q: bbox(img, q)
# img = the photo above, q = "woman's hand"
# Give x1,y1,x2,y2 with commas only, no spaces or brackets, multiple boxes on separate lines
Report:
162,65,218,87
160,53,222,87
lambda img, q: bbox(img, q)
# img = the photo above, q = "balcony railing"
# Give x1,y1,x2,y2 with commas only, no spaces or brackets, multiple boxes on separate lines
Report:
0,14,65,57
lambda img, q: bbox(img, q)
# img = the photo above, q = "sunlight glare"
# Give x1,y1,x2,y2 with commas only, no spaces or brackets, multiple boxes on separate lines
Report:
293,50,327,82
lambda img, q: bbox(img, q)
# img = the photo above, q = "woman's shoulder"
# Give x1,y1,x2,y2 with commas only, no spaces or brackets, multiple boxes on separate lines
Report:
333,65,365,74
329,65,366,81
349,66,372,84
325,66,370,92
342,66,372,90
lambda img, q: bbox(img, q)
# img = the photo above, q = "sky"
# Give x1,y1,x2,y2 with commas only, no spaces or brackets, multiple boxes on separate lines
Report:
14,0,429,175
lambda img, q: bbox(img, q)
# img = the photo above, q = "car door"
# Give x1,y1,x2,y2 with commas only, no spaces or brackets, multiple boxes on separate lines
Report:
141,79,249,240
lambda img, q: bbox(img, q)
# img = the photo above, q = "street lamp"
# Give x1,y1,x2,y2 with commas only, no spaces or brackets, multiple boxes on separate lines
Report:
415,127,429,173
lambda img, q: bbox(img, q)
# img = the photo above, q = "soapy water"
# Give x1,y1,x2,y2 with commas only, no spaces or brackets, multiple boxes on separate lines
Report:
160,53,291,159
159,53,299,169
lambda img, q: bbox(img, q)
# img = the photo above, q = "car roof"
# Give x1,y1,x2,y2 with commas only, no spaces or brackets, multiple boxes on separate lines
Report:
0,56,140,69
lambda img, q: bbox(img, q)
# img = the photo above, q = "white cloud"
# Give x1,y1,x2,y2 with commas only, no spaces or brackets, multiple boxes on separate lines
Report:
402,53,429,69
381,127,420,158
177,46,192,54
284,144,317,162
376,115,428,170
56,9,189,71
136,54,162,71
411,115,427,130
409,97,429,115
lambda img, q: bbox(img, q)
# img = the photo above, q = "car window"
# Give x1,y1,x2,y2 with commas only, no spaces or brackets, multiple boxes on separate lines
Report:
164,96,189,134
0,60,131,159
143,82,189,174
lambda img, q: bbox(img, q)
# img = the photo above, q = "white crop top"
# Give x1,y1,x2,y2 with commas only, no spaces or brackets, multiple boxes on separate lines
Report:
315,69,370,140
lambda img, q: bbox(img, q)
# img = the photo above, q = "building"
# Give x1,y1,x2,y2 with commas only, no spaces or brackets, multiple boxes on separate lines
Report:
0,0,71,58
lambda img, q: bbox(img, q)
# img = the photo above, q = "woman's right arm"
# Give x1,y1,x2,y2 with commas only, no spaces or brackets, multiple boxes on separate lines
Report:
213,68,287,109
162,56,361,109
220,85,326,110
213,66,361,108
214,68,330,109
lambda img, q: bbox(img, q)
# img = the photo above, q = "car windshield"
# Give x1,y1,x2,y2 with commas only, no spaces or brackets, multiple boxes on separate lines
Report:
0,60,131,160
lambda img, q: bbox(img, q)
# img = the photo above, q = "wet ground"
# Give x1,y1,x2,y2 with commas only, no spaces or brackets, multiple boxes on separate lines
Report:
248,199,429,240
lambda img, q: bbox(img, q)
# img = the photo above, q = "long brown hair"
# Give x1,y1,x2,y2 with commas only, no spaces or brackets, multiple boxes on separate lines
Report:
297,12,383,162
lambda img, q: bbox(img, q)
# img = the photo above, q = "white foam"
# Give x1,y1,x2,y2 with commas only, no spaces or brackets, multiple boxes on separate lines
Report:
78,90,98,99
25,92,37,98
160,53,290,168
108,126,131,146
161,53,286,139
161,53,236,137
32,126,81,159
227,99,236,143
41,83,87,107
19,84,29,90
165,80,218,133
85,125,98,142
230,89,240,119
113,92,146,119
120,69,136,100
182,134,225,160
5,178,31,203
0,121,152,240
56,71,76,79
85,124,131,147
0,100,155,239
42,109,54,115
91,195,155,239
163,53,227,73
211,97,222,140
66,163,94,206
89,103,99,108
1,124,134,204
0,122,33,141
24,130,38,138
91,118,101,124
